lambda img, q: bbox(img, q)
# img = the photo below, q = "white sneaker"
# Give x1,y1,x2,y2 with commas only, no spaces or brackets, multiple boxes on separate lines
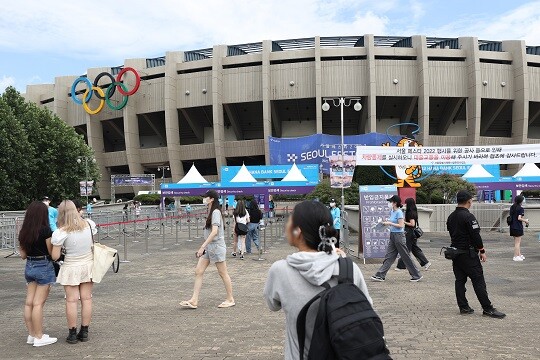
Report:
520,255,525,260
33,334,57,347
513,256,524,262
27,335,35,345
423,262,432,271
394,267,404,271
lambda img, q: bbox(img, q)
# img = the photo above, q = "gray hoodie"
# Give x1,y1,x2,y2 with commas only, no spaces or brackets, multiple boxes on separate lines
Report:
264,252,372,360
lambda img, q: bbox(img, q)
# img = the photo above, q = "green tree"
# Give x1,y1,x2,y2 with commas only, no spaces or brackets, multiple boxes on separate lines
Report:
417,174,476,204
306,179,360,205
0,87,99,209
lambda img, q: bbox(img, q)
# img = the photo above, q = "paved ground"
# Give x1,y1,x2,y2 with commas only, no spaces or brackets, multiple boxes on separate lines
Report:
1,222,539,359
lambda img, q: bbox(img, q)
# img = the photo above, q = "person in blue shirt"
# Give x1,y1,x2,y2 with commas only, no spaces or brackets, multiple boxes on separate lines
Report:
42,196,58,232
329,198,341,247
371,195,422,282
86,203,93,217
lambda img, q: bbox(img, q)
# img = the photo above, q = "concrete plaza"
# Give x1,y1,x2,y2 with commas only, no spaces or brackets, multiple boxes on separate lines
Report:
1,224,539,359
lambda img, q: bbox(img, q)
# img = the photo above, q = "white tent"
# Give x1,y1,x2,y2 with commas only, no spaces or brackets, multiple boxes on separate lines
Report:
513,163,540,177
230,164,257,183
177,164,209,184
462,164,494,179
281,163,308,182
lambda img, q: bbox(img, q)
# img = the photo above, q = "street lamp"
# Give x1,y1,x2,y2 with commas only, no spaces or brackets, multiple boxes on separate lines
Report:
322,97,362,241
77,156,96,205
157,166,170,183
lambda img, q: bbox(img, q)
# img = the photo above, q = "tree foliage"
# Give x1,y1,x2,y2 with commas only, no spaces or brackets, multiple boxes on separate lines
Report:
0,87,99,210
306,179,360,205
416,174,476,204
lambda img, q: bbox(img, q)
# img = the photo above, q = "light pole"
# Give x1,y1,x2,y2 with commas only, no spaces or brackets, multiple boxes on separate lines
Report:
77,156,96,204
322,97,362,212
157,166,170,184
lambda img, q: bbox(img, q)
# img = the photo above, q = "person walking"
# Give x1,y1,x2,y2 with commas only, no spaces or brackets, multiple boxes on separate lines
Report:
246,197,262,254
396,198,431,271
232,200,250,259
42,196,58,232
264,200,371,360
371,195,422,282
329,198,341,247
509,195,528,261
446,190,505,318
180,190,235,309
18,201,58,347
51,200,97,343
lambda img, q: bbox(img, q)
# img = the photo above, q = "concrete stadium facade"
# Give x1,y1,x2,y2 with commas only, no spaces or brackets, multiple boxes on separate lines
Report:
25,35,540,199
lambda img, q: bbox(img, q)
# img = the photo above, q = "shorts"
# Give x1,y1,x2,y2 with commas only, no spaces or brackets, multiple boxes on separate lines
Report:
510,228,524,237
25,259,56,286
202,242,226,263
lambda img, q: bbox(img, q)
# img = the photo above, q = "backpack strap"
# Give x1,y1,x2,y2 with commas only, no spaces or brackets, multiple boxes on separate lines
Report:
337,257,354,284
297,288,326,360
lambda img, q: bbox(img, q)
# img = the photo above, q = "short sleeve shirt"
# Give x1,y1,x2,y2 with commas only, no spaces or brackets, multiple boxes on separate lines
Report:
389,209,405,233
204,209,225,244
26,227,53,257
51,221,96,257
511,205,525,230
48,207,58,232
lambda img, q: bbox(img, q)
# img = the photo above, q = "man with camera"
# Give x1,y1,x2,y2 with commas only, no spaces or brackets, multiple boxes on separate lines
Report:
446,190,506,319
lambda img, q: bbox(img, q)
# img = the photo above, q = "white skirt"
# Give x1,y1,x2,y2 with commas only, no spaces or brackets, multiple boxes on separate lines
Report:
57,252,93,286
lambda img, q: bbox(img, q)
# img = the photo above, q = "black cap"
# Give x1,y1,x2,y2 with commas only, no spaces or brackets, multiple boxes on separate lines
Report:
203,190,219,199
330,198,336,203
456,190,473,203
387,195,401,204
42,196,50,201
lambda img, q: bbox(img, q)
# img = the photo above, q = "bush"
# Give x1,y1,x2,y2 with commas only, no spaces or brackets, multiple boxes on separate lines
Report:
306,179,359,205
133,194,174,205
176,196,203,204
522,190,540,198
419,174,476,204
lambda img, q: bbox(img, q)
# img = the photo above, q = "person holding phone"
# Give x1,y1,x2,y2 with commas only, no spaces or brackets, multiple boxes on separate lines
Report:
180,190,235,309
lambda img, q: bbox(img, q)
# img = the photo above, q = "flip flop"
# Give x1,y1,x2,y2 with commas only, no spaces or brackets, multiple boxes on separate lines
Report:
179,300,197,309
217,301,236,308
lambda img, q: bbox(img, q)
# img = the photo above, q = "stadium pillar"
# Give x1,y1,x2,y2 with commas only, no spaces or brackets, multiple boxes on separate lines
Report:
123,59,146,194
165,51,185,182
459,37,481,145
364,34,377,133
212,45,227,177
315,36,323,134
262,40,272,164
412,35,430,145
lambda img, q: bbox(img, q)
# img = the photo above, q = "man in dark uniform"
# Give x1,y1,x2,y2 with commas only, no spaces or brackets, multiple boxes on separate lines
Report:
446,190,506,319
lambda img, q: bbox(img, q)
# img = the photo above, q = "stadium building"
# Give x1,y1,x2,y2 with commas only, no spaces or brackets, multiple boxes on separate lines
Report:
24,35,540,199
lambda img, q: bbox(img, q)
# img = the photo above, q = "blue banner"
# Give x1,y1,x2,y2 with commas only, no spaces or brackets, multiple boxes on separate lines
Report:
221,164,319,185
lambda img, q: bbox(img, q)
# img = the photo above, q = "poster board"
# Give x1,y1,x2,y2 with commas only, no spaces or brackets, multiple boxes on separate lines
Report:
359,185,398,259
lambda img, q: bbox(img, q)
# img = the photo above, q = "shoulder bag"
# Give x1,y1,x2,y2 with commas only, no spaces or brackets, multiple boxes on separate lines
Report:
413,217,424,239
88,220,118,283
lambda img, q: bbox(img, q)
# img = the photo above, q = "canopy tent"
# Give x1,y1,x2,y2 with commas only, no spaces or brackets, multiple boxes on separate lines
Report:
513,163,540,178
462,164,494,179
230,164,257,183
177,164,208,184
281,163,308,182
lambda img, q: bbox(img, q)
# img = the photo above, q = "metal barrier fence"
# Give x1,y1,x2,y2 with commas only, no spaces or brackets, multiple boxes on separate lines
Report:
429,203,507,233
1,217,22,258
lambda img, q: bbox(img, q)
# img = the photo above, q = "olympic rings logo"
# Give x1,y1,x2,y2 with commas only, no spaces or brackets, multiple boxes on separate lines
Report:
70,67,141,115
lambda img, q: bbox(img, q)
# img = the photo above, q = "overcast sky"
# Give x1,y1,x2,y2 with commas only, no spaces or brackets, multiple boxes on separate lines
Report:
1,0,539,92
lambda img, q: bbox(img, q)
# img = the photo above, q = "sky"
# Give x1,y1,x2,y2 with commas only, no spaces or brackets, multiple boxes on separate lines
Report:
1,0,540,92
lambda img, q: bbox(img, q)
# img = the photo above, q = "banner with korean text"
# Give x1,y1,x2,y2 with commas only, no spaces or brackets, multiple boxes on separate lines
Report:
356,144,540,166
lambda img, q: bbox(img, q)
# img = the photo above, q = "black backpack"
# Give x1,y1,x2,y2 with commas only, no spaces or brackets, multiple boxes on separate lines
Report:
506,207,514,226
296,257,392,360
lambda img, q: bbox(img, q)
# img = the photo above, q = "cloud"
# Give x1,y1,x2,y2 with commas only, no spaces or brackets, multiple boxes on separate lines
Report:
0,0,389,62
429,1,540,44
0,75,16,92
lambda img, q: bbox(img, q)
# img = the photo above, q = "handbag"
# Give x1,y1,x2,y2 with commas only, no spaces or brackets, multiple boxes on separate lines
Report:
413,218,424,239
235,222,249,236
87,220,118,283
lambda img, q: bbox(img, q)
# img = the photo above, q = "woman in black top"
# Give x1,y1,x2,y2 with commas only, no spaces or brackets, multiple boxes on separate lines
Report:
18,201,58,347
510,195,528,261
396,198,431,271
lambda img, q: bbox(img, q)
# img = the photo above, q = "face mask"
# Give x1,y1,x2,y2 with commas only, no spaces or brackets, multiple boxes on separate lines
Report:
330,202,336,207
203,197,209,205
388,202,394,209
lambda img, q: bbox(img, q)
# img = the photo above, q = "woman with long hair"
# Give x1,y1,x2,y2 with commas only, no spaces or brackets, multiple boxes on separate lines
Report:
233,199,250,260
180,190,235,309
18,201,58,347
371,195,422,282
509,195,528,261
264,200,371,359
395,198,431,271
51,200,97,344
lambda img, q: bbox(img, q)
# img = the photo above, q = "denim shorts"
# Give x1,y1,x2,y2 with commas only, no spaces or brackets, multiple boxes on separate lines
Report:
25,258,56,285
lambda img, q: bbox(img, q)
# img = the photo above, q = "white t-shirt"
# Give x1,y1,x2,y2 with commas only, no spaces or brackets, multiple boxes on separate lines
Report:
235,213,250,225
52,220,97,257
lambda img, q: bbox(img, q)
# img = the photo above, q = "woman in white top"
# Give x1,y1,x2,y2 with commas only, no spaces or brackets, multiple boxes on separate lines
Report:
51,200,97,344
233,200,250,260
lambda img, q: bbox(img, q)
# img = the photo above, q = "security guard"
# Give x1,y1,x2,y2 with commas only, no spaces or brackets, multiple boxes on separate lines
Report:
446,190,506,319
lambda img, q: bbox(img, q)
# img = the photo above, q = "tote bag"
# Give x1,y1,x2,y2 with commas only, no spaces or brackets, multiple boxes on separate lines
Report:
92,243,118,283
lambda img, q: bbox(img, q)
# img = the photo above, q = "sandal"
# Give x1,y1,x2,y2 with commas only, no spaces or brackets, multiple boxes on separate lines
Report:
218,301,236,308
231,252,237,257
179,300,198,309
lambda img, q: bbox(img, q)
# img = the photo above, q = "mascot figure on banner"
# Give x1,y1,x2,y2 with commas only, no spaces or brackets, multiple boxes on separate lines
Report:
380,123,423,188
